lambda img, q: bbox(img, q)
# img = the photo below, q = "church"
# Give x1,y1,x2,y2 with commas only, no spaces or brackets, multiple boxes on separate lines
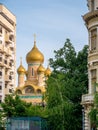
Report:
16,37,51,105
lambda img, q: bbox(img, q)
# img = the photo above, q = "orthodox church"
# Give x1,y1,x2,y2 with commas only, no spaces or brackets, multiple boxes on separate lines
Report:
16,37,51,104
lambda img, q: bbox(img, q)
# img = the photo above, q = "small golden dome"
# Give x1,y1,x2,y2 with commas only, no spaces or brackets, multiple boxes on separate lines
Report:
38,64,45,73
45,67,51,76
26,41,44,63
17,65,26,74
17,57,26,74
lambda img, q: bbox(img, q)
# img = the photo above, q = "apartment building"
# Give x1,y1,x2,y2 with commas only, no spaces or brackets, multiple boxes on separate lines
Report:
81,0,98,129
0,4,16,102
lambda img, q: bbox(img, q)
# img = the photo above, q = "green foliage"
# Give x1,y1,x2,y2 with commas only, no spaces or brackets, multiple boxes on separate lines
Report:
0,94,47,119
0,38,88,130
50,39,76,73
89,108,97,128
0,95,48,129
46,39,88,130
0,107,6,129
89,92,98,128
1,95,31,117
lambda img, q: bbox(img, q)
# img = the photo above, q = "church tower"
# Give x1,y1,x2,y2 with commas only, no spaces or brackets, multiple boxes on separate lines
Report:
81,0,98,130
17,58,26,87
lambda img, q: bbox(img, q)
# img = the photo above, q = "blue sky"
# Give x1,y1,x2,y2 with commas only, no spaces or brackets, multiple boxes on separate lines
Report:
1,0,88,69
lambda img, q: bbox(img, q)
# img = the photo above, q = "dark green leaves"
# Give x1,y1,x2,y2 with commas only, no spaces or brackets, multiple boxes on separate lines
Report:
47,39,88,130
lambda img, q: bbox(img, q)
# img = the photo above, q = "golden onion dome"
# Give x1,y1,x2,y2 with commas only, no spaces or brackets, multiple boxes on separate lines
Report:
26,41,44,63
17,57,26,74
45,67,51,76
37,64,45,73
17,65,26,74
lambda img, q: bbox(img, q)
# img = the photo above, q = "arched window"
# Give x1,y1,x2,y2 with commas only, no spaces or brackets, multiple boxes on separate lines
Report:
37,89,41,94
25,86,34,94
32,68,34,76
91,69,96,93
0,71,2,76
91,29,97,51
91,0,94,11
16,90,22,94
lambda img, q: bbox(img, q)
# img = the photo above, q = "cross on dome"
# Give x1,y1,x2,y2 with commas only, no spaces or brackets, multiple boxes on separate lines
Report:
20,57,22,65
26,34,44,63
34,33,36,47
34,33,36,41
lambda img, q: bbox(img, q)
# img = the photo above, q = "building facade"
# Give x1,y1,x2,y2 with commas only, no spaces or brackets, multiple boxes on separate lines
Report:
81,0,98,130
0,4,16,103
16,38,51,105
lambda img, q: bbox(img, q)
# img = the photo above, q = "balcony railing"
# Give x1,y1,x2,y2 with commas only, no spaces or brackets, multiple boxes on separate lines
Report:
0,58,5,67
0,44,4,53
81,93,94,104
0,45,11,56
4,47,8,53
10,32,14,36
4,47,12,56
5,75,10,82
10,55,14,61
5,34,12,44
8,49,12,56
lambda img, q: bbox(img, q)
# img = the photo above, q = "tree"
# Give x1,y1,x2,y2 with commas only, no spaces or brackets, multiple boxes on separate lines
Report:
0,94,47,118
46,75,75,130
1,94,31,117
0,110,5,130
46,39,88,130
89,91,98,129
0,94,47,129
0,39,88,130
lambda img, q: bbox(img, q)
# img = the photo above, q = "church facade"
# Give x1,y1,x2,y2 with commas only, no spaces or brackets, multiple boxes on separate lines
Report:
81,0,98,130
16,38,51,105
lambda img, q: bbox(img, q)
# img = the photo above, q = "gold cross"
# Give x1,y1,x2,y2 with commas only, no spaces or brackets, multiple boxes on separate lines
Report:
34,34,36,41
20,57,22,65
